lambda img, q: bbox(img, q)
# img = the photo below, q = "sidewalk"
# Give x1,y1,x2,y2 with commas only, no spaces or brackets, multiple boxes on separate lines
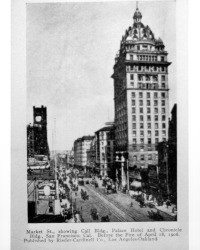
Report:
155,204,177,217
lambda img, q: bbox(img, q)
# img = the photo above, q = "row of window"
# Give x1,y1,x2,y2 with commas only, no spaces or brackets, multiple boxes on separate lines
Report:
127,65,166,73
132,99,166,106
129,54,165,62
137,74,158,81
138,82,161,89
132,92,166,99
131,74,159,81
133,154,153,161
132,107,166,114
132,130,166,137
130,82,166,89
128,64,166,72
126,44,164,51
134,74,166,81
132,123,166,129
132,138,166,144
126,44,152,51
132,115,166,121
137,55,158,62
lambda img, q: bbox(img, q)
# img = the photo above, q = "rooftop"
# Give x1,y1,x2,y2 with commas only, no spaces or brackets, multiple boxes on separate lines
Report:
95,125,115,134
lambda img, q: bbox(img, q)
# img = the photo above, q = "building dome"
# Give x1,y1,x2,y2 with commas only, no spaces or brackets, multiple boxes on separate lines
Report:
118,7,161,47
114,5,166,59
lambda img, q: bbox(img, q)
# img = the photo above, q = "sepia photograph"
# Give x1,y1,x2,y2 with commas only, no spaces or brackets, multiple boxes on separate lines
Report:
26,0,177,223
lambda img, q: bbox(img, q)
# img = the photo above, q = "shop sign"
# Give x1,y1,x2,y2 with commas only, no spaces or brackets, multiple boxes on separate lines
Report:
37,180,56,200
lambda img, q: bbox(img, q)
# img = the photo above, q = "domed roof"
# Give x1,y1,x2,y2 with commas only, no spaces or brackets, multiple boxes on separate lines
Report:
119,7,161,45
116,5,166,57
155,37,164,47
122,22,155,44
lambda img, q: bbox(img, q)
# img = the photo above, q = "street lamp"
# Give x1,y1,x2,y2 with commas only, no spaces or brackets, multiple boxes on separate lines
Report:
165,143,170,199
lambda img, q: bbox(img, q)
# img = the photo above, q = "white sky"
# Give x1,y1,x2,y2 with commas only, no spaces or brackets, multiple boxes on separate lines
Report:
27,1,176,151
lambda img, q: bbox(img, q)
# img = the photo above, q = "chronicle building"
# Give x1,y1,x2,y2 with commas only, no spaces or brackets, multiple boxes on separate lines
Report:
112,7,171,172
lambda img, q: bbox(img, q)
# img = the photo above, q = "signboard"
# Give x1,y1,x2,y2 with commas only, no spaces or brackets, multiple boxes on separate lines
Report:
37,180,56,200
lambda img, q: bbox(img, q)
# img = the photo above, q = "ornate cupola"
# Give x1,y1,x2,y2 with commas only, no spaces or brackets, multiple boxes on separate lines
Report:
133,7,142,23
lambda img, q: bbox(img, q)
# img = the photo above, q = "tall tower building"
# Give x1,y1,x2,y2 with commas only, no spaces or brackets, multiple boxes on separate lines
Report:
112,6,171,183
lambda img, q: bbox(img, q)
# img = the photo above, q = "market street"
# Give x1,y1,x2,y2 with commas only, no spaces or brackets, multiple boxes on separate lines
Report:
69,177,175,222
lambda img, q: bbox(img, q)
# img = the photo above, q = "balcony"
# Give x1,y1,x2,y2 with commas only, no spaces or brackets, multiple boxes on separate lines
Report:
125,60,171,66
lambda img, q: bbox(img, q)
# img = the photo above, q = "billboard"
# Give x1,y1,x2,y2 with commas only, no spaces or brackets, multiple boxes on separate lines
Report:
37,180,56,200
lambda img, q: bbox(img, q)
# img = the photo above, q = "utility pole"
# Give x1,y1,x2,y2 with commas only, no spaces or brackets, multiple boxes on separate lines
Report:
54,118,56,156
34,178,38,215
127,159,129,191
52,130,54,159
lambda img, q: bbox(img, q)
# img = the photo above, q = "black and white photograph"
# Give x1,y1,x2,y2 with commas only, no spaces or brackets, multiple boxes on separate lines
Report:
26,0,178,223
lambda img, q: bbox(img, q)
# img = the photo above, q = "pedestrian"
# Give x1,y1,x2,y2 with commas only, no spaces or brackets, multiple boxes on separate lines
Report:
130,202,133,207
74,215,77,223
166,199,171,208
172,206,176,213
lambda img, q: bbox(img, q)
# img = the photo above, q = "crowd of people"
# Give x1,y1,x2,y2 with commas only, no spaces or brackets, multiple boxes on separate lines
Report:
56,167,112,222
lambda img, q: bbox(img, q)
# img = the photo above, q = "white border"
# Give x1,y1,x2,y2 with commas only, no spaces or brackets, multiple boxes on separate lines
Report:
189,0,200,249
0,1,11,249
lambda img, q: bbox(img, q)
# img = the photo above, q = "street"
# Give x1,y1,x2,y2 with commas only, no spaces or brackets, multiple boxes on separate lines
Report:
69,177,174,223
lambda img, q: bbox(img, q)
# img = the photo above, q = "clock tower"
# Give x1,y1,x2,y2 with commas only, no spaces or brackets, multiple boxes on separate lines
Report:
33,105,49,157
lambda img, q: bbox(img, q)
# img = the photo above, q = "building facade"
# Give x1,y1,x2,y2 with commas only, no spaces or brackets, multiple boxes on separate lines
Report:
86,137,96,172
74,138,82,168
95,126,115,177
157,104,177,201
27,124,35,158
168,104,177,202
68,148,74,168
74,136,94,171
112,7,171,186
